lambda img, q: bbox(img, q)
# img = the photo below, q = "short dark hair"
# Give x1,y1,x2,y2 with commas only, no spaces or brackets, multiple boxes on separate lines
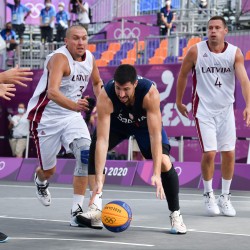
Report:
114,64,137,85
208,16,227,27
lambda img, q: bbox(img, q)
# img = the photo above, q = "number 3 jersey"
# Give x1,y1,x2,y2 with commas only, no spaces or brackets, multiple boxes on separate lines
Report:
192,40,237,118
27,46,93,124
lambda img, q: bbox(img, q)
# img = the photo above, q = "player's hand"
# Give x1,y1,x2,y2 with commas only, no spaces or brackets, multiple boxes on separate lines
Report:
176,103,189,118
75,96,90,111
0,83,16,100
89,179,103,206
243,107,250,127
1,65,33,87
151,174,165,200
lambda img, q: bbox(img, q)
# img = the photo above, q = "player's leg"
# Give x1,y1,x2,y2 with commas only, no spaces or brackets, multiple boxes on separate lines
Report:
15,138,27,158
31,121,61,206
217,105,236,216
195,116,220,216
135,127,187,234
62,116,92,226
77,128,127,229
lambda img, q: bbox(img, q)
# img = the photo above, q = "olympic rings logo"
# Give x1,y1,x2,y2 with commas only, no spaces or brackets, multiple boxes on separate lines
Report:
114,27,141,40
0,161,5,171
103,215,116,224
24,3,56,19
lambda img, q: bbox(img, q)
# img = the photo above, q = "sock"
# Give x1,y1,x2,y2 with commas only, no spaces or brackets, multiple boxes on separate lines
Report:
161,166,180,212
72,194,84,212
221,178,232,195
203,179,213,194
35,175,47,185
89,190,93,198
93,192,102,210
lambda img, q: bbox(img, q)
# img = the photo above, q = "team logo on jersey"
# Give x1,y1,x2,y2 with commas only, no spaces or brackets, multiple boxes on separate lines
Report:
203,53,208,57
41,130,46,135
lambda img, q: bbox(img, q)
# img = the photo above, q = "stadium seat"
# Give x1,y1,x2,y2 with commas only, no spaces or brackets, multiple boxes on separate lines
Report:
108,42,121,52
95,59,109,67
121,58,136,65
154,47,168,58
148,56,164,65
245,50,250,60
88,44,96,52
159,39,168,48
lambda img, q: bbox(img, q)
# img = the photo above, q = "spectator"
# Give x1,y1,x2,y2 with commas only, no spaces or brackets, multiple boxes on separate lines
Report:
40,0,56,43
55,2,70,42
6,0,31,44
160,0,175,36
69,0,90,33
0,22,18,52
8,102,29,158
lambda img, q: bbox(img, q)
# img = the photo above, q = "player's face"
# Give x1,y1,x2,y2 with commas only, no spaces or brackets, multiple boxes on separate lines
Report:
65,28,88,61
207,20,228,44
114,81,137,105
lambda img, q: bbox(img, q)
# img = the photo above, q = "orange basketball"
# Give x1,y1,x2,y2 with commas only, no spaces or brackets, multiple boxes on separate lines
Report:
101,200,132,233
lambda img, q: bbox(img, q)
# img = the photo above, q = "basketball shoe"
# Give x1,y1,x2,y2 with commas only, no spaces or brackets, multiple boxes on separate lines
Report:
203,191,220,216
0,232,9,243
169,210,187,234
70,204,86,227
34,174,51,206
217,193,236,217
76,204,103,229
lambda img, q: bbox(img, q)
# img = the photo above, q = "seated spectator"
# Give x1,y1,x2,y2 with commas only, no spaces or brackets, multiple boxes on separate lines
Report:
160,0,176,36
56,2,70,42
40,0,56,43
8,102,30,158
0,22,18,52
6,0,31,44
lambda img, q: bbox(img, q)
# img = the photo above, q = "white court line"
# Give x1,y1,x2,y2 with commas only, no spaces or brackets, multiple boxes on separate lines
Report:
9,237,154,247
0,184,250,199
1,215,250,238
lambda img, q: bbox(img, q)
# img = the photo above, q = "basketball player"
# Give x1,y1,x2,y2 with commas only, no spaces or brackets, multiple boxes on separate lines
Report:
76,64,187,234
0,66,33,243
26,25,103,226
176,16,250,216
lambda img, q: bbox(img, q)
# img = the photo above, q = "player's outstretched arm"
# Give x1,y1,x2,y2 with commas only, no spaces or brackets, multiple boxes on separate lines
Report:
91,56,103,98
0,83,16,100
0,65,33,87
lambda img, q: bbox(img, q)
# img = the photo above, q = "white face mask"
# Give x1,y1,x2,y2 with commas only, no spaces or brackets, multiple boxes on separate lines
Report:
45,3,51,8
18,108,25,114
58,6,63,11
166,1,171,6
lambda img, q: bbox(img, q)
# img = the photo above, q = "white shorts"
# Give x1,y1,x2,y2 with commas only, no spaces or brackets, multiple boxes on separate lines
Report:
195,105,236,152
30,115,91,170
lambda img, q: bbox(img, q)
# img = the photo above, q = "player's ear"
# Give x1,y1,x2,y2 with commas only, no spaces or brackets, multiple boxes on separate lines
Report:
134,80,138,87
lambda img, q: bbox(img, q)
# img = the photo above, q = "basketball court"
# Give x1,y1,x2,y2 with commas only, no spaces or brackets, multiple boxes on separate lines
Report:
0,181,250,250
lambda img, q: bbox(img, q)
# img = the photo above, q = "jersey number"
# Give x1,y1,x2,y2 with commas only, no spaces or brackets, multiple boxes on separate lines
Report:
214,77,222,88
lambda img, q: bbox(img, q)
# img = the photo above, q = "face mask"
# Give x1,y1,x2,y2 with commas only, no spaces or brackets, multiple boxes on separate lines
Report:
45,3,51,8
18,108,25,114
58,6,64,11
166,1,171,6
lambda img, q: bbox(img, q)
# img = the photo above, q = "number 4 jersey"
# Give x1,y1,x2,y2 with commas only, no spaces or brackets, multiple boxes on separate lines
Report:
27,45,93,124
192,40,237,118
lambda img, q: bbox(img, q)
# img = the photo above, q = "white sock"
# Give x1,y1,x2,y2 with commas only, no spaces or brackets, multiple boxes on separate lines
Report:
221,178,232,195
93,192,102,210
203,179,213,194
35,175,47,185
72,194,84,212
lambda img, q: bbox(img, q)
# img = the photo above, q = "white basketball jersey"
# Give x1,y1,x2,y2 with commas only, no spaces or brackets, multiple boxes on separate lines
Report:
192,41,237,118
27,46,93,124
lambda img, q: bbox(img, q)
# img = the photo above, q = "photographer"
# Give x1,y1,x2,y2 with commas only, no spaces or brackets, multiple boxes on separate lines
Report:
69,0,90,33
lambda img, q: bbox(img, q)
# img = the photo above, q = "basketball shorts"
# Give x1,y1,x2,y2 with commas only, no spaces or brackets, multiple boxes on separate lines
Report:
30,115,91,170
195,104,236,152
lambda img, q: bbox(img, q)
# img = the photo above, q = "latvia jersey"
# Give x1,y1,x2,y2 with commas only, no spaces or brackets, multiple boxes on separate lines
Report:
192,41,237,118
27,45,93,124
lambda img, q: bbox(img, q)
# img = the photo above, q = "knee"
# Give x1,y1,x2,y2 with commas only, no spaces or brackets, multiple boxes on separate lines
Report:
202,151,216,163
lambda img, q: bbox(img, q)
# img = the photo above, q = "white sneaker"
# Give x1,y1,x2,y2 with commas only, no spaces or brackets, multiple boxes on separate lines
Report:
203,192,220,216
34,174,51,206
169,210,187,234
217,193,236,217
76,204,103,229
70,204,86,227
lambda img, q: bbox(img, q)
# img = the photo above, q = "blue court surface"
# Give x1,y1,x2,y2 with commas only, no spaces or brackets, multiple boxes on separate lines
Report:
0,181,250,250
